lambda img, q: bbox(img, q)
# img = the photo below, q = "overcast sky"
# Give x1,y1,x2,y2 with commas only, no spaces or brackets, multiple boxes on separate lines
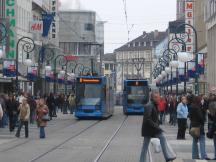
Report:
60,0,177,53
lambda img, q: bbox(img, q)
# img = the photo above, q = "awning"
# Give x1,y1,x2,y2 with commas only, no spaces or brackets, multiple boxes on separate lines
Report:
0,74,28,82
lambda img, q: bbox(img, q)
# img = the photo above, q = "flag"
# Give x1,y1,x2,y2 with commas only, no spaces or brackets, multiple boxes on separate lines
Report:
42,12,55,37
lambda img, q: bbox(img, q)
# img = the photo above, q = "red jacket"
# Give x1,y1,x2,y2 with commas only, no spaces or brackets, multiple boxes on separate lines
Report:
158,98,166,112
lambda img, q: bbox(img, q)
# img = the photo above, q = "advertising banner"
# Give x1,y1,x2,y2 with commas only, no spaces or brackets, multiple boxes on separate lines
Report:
3,60,16,77
45,71,54,82
198,53,204,74
188,61,196,78
57,74,65,84
27,67,38,81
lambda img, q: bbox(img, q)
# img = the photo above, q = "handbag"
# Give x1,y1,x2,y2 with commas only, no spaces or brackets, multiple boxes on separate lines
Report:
42,113,50,121
189,127,200,138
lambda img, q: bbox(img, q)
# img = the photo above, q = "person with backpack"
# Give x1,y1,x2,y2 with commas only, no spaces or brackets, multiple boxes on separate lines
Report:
15,98,30,138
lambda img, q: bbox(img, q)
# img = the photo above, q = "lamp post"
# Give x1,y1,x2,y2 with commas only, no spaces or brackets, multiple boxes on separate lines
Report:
16,37,35,94
175,23,199,95
168,37,182,96
53,55,67,94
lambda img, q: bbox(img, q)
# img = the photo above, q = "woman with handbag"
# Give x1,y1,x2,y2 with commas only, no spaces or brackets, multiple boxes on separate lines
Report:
189,95,209,160
36,98,49,139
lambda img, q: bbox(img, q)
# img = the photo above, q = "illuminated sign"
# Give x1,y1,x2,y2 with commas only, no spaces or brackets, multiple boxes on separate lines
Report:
185,0,194,53
79,78,101,83
127,81,148,86
5,0,16,59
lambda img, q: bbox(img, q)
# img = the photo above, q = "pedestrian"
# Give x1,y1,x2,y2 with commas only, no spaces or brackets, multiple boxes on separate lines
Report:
6,95,19,132
158,96,166,125
63,95,69,114
140,92,176,162
15,98,30,138
46,93,55,120
36,98,49,139
27,94,37,124
176,95,188,140
0,94,7,128
207,95,216,160
68,93,76,114
189,95,210,160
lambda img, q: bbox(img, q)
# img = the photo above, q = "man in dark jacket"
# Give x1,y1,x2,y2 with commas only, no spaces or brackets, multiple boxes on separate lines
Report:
140,92,176,162
6,95,19,132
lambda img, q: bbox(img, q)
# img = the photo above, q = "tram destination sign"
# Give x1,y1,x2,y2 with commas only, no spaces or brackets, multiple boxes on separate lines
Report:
127,81,148,86
78,78,101,84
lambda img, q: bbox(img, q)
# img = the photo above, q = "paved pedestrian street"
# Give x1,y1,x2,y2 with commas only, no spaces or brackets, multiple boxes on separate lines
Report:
0,107,215,162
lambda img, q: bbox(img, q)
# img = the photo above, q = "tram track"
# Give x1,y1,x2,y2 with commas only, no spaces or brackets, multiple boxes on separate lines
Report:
29,120,101,162
0,118,80,153
93,115,128,162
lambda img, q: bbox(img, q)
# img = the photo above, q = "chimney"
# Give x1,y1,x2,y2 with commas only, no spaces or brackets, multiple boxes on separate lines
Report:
143,31,146,35
154,30,159,38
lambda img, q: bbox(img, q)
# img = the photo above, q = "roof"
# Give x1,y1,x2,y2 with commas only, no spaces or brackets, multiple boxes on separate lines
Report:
115,31,167,52
103,53,116,62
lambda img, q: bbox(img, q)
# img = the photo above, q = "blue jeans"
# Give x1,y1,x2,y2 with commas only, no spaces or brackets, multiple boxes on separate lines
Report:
40,126,45,138
140,133,173,162
192,134,207,159
0,113,8,128
213,135,216,159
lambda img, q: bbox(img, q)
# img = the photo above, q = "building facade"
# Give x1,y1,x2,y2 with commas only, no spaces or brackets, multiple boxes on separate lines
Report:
0,0,60,95
176,0,185,20
205,0,216,92
59,10,104,75
115,30,166,92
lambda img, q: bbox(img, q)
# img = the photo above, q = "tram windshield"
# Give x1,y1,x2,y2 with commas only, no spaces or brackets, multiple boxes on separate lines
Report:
77,83,102,106
127,86,149,105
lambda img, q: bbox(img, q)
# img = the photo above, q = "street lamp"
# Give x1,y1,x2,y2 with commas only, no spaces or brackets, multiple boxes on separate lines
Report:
16,37,35,93
175,23,199,95
178,51,190,94
52,55,67,94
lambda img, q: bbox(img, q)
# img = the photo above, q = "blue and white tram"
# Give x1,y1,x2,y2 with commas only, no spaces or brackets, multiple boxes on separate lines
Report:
123,79,149,114
75,76,114,119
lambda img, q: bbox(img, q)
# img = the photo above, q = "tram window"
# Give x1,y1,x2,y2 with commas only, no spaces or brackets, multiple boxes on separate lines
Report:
127,86,149,104
77,83,102,106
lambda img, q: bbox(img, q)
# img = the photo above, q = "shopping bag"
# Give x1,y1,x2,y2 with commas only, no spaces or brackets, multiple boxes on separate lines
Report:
0,104,3,120
151,138,161,153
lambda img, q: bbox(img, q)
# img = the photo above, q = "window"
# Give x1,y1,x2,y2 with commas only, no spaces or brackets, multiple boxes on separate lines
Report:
144,42,147,46
150,41,153,46
85,23,94,31
105,64,109,70
135,42,139,47
110,64,114,71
